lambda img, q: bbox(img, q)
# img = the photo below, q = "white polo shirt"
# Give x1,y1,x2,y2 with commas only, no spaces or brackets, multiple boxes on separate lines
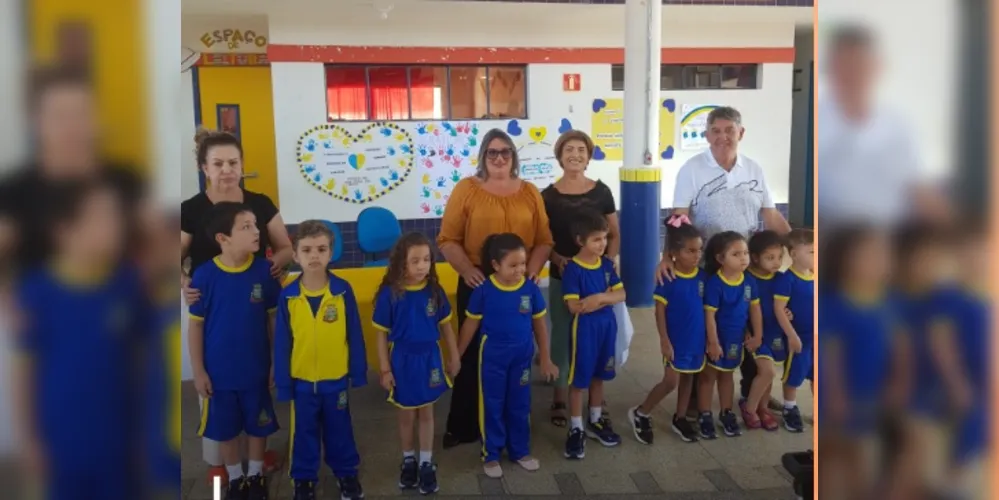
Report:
673,149,775,241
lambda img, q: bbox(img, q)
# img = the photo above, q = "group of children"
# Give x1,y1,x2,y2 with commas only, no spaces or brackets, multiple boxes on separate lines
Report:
626,214,815,446
188,203,813,500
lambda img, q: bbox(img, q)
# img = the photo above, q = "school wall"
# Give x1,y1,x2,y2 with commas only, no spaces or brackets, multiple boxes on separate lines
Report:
263,3,801,268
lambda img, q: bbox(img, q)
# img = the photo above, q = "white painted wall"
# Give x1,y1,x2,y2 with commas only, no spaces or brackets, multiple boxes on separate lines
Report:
180,69,201,200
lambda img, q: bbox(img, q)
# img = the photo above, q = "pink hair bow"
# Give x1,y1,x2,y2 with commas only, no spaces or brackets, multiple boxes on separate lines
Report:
667,214,691,227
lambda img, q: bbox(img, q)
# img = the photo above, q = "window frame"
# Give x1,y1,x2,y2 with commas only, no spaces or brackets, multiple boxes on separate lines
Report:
323,64,529,122
610,63,761,91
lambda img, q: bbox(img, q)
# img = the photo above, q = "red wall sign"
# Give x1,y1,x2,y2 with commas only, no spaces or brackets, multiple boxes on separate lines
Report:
563,73,581,92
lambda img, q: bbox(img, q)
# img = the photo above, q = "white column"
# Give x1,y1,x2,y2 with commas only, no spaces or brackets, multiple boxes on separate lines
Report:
622,0,662,170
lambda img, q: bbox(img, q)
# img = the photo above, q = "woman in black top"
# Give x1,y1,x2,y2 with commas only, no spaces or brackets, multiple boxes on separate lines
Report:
540,130,620,427
180,130,293,302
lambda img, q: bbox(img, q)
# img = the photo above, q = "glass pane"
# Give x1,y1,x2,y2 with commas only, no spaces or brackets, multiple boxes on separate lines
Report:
660,65,683,90
448,66,488,119
325,66,368,121
487,67,526,119
409,66,449,120
681,65,721,89
368,66,410,120
611,65,625,91
722,64,759,89
217,105,241,139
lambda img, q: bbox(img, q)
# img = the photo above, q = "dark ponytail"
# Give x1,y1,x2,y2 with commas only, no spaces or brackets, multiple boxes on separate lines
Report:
704,231,746,277
479,232,527,276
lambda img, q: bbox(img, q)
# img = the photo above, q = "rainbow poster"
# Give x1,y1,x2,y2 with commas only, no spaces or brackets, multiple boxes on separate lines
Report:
679,104,719,150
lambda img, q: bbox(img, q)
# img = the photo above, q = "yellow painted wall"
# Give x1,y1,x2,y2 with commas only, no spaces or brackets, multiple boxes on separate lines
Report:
197,66,280,205
283,264,549,367
29,0,147,170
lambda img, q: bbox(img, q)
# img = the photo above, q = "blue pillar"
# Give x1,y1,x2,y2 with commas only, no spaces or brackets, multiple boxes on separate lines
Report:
619,0,662,308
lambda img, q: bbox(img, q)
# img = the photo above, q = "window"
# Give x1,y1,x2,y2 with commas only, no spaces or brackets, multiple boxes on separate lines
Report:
324,65,527,121
610,64,760,91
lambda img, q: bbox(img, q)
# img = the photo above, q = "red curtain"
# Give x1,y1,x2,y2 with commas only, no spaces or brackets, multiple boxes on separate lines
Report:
326,66,367,121
326,66,440,121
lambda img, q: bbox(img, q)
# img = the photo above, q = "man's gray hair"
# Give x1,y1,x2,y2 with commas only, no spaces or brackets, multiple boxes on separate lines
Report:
706,106,742,127
475,128,520,180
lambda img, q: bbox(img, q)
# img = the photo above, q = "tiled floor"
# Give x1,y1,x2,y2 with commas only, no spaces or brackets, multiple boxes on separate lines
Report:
180,306,812,499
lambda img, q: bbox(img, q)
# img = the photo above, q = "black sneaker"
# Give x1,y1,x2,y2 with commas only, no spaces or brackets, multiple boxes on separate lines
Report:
245,474,268,500
697,412,717,440
586,417,622,447
293,480,316,500
337,476,364,500
564,427,586,459
671,414,699,442
418,462,439,495
398,456,418,489
783,406,805,433
720,409,742,437
226,477,247,500
627,406,653,445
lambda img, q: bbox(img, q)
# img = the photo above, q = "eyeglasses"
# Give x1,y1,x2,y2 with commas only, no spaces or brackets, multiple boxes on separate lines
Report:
486,148,513,160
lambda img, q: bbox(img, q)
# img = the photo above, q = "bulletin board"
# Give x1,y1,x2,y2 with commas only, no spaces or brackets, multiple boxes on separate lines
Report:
590,98,677,162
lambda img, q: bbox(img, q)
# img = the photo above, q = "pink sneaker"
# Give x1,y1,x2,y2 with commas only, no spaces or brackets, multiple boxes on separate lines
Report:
739,399,762,429
758,409,779,431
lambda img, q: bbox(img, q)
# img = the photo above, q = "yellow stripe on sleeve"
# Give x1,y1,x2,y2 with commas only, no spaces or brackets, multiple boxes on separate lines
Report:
189,314,204,321
610,283,624,291
563,294,580,300
774,295,790,302
653,295,667,305
532,309,548,319
372,322,390,332
703,305,718,311
465,312,483,320
750,298,760,305
438,312,454,325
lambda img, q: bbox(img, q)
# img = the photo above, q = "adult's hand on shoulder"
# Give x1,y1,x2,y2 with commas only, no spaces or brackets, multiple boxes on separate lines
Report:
181,273,201,305
655,257,675,285
462,267,486,288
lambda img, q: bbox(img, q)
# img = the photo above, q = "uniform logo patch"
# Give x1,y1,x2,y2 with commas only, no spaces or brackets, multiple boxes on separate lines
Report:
426,299,437,317
604,272,611,285
250,284,264,303
322,304,338,323
698,281,705,297
519,295,531,314
727,344,740,360
743,286,752,302
257,408,271,426
771,338,784,351
337,391,348,409
430,368,442,387
520,369,530,386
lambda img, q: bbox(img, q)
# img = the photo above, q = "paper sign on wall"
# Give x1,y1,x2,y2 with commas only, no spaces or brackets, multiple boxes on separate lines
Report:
680,104,719,150
590,98,676,162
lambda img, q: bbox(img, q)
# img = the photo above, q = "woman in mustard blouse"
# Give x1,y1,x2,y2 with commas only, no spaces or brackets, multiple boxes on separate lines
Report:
437,128,554,448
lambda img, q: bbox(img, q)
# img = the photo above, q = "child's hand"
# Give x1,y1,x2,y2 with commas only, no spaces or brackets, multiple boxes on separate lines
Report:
447,356,461,378
579,295,603,313
193,369,213,398
788,334,803,354
660,338,674,361
380,370,395,391
540,358,559,382
706,341,722,361
745,335,762,352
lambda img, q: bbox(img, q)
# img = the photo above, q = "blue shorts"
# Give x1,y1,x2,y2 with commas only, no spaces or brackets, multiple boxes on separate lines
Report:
954,404,987,464
782,344,814,388
568,311,617,389
754,336,788,363
708,338,745,371
665,350,705,373
388,342,451,408
197,386,279,442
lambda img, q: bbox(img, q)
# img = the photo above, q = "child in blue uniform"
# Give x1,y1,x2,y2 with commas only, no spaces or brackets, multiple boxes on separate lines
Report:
773,229,814,433
560,211,627,458
699,231,761,439
627,214,704,444
456,233,558,479
739,230,787,432
13,180,145,500
188,202,281,500
373,232,461,495
818,225,899,499
273,221,368,500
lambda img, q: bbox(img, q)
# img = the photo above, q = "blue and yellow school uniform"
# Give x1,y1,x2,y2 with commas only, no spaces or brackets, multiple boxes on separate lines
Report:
895,287,952,419
651,267,706,373
16,264,147,499
817,289,894,435
372,281,454,408
273,271,368,481
703,271,759,371
190,255,281,442
147,289,182,493
466,275,547,463
774,269,815,387
561,256,622,388
749,269,786,363
946,286,988,464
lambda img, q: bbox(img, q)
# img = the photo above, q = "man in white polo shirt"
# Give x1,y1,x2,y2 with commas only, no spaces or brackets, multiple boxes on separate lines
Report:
654,106,791,417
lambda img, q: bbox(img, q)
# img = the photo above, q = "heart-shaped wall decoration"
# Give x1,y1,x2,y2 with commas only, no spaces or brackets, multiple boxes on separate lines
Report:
296,122,415,204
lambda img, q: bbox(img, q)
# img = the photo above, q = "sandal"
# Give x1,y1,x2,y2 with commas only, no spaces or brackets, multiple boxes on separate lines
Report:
550,402,567,427
516,456,540,471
